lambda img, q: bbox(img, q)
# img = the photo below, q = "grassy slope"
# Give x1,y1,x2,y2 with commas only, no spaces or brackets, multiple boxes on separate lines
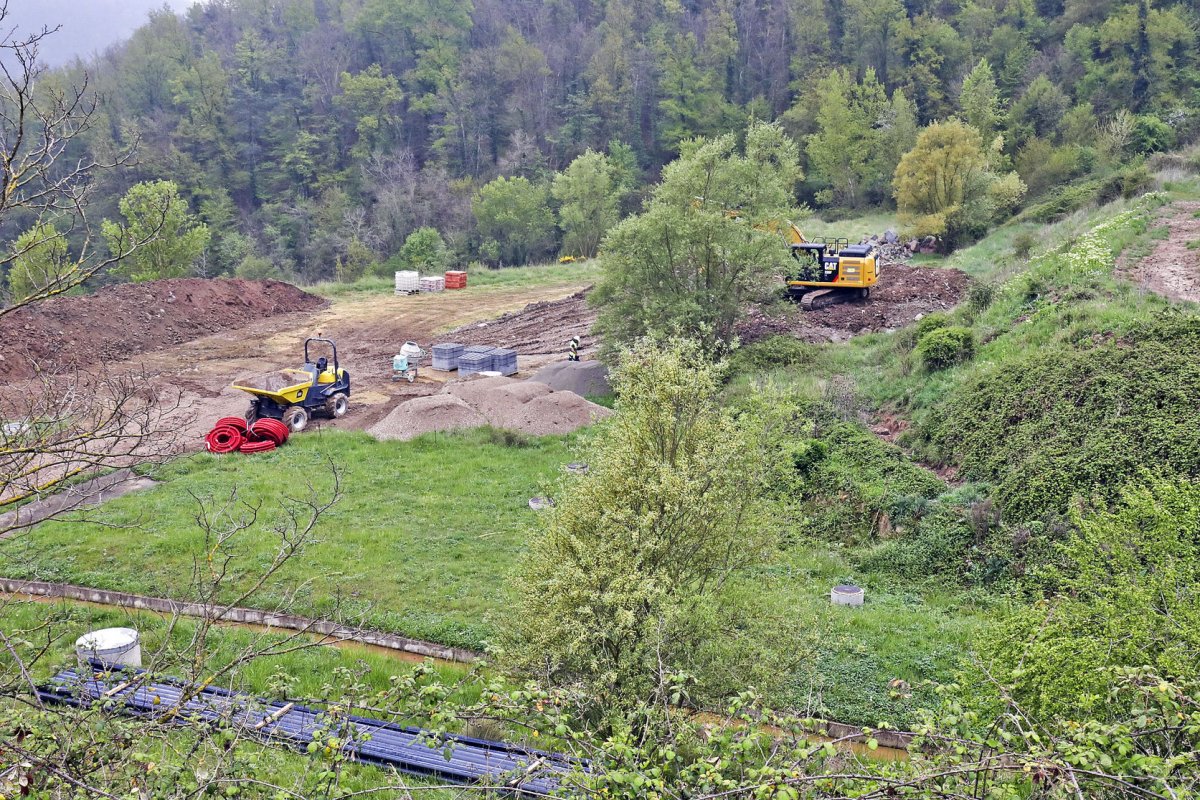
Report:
0,429,581,650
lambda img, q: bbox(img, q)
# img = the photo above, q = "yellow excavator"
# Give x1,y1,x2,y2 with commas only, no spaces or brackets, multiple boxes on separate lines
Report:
778,222,880,310
712,204,880,311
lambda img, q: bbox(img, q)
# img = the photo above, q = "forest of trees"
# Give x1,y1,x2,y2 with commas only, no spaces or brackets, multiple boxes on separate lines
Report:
12,0,1200,283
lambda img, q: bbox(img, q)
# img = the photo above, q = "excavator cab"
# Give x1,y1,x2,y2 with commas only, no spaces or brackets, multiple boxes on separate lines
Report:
785,236,878,311
791,237,852,282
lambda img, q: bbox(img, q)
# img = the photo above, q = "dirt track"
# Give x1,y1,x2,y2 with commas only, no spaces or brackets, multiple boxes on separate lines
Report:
3,278,596,448
1124,200,1200,303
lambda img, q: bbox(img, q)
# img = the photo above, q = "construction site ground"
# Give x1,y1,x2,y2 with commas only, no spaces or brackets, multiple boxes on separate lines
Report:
1,275,596,449
0,260,968,450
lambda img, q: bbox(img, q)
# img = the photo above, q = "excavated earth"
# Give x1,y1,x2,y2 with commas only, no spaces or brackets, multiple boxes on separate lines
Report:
737,263,972,344
447,290,597,354
1,278,327,380
1122,200,1200,303
452,264,971,350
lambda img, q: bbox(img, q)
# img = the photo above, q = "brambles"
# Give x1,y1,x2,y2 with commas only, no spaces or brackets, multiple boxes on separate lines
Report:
917,326,975,370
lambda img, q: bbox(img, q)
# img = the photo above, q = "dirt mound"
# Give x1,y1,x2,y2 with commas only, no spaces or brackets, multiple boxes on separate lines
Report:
370,393,488,440
529,360,611,397
1122,200,1200,303
0,278,326,380
449,290,597,355
737,264,971,344
369,374,610,441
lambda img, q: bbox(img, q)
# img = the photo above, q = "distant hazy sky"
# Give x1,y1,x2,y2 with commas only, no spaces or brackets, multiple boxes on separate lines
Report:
4,0,198,66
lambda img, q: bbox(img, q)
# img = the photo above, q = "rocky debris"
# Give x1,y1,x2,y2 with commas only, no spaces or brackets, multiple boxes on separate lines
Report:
740,264,971,344
449,290,597,355
1,278,326,380
368,374,611,441
858,231,940,262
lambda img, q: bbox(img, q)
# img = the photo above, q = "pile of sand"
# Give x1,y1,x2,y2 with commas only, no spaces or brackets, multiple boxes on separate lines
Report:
369,375,611,441
528,360,611,397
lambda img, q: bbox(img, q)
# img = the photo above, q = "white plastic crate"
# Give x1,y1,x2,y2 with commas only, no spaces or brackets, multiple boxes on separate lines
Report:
394,270,420,294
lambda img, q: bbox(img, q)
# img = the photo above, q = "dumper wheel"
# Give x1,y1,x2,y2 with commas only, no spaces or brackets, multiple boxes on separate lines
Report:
325,393,348,418
244,401,259,425
283,406,309,433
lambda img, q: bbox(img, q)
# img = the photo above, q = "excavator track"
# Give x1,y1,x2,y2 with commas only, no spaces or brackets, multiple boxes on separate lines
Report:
799,287,870,311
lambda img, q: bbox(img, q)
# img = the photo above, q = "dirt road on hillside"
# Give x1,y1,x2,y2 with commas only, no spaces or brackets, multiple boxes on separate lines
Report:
1124,200,1200,303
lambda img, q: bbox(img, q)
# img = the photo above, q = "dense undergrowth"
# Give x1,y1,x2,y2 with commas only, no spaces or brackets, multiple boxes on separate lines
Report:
734,178,1200,591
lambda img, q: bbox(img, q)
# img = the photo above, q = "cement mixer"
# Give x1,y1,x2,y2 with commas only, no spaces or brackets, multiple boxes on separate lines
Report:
392,341,425,383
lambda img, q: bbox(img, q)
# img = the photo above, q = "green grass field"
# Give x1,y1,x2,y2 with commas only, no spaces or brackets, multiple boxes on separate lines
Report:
0,598,481,796
1,429,583,650
308,260,602,298
0,419,984,726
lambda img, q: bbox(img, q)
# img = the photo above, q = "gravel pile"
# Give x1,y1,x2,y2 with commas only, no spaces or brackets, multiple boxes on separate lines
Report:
369,374,610,441
369,394,487,440
528,360,611,397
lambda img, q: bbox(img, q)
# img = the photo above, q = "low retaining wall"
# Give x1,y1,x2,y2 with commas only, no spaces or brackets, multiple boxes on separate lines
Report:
2,578,917,752
0,578,481,664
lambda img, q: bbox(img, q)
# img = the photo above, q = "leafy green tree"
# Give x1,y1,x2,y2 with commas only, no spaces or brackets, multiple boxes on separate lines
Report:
802,68,913,208
959,59,1002,138
6,223,72,301
844,0,904,87
1009,75,1070,144
551,149,621,259
472,176,554,265
102,181,211,282
593,121,802,352
395,226,450,271
655,31,737,154
804,68,884,207
894,120,993,244
980,477,1200,722
504,338,778,713
336,65,404,160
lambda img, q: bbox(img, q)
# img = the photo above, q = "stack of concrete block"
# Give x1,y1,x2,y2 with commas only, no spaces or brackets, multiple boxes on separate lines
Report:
457,351,492,377
431,342,464,371
490,347,518,376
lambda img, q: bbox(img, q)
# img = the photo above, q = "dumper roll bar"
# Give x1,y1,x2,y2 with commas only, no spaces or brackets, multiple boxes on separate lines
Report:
304,338,338,370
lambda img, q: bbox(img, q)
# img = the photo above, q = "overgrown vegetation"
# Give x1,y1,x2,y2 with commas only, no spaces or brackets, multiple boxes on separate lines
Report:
504,339,785,716
592,121,802,352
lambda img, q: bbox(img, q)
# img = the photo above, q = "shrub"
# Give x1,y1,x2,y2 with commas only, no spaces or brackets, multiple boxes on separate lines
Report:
1011,232,1036,260
793,422,945,543
1026,181,1099,222
1130,114,1175,155
235,254,285,280
966,281,996,312
921,313,1200,523
729,336,816,373
914,312,951,338
917,326,974,370
978,477,1200,722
